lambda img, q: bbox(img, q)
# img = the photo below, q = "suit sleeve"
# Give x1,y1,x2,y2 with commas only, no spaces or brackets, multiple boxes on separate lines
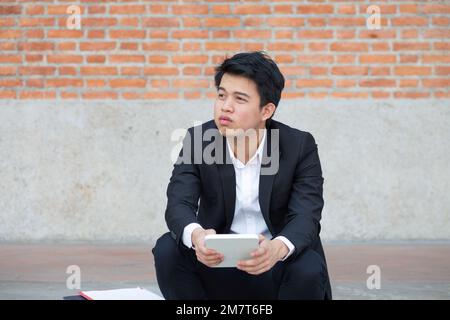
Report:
164,128,201,245
277,132,324,259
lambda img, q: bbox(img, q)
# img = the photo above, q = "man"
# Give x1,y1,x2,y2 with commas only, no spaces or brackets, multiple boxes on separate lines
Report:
152,51,332,300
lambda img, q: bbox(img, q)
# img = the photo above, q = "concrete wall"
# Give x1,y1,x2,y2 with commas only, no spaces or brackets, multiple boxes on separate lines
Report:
1,99,449,243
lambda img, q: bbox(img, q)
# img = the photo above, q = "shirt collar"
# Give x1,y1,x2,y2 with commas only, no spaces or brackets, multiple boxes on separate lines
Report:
226,129,267,168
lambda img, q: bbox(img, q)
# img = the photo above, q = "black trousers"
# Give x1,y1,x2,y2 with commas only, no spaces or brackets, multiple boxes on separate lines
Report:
152,232,331,300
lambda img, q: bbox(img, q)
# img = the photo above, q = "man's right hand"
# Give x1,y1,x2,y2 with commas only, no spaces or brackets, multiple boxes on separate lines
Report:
191,228,224,267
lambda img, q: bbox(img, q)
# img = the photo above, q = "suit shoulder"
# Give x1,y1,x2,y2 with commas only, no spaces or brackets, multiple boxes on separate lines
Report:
186,119,217,134
270,119,315,142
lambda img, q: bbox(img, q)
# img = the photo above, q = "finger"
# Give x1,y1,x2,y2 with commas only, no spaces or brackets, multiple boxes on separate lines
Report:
246,264,271,275
200,257,223,267
258,234,266,244
199,254,223,263
197,251,223,261
237,256,266,269
250,246,266,257
198,244,218,256
240,261,271,274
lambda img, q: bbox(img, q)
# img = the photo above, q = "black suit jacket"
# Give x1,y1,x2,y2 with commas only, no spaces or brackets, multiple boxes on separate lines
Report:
165,119,328,263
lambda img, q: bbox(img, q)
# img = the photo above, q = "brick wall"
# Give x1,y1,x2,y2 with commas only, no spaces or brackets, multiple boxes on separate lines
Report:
0,0,449,100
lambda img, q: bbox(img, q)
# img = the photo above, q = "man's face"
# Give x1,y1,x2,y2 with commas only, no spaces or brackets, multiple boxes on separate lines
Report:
214,73,272,138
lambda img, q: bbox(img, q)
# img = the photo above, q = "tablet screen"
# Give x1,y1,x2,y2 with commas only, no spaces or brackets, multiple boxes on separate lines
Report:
204,234,259,268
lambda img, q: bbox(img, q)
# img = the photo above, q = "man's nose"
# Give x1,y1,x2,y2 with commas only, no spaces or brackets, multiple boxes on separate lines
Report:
221,97,234,112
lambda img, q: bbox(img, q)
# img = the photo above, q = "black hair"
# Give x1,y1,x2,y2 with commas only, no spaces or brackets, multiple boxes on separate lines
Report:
214,51,285,117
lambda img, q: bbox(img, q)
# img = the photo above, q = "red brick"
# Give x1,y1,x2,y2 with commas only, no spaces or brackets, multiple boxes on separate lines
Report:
212,5,230,15
87,55,106,64
46,78,83,87
423,79,450,87
331,42,368,52
234,5,271,14
234,30,271,39
143,18,179,27
173,79,210,89
172,5,208,15
0,91,16,99
394,92,430,99
19,66,55,75
82,18,117,27
110,30,145,39
172,55,208,64
332,67,368,76
424,29,450,39
143,42,179,51
19,91,56,99
80,42,116,51
360,79,396,87
297,5,334,14
149,5,168,14
48,5,84,15
0,55,21,63
173,30,208,39
0,67,16,76
394,66,432,76
48,30,83,38
297,79,333,87
26,5,44,15
109,5,145,14
110,79,147,88
393,42,430,51
422,4,450,14
110,55,145,63
298,55,334,64
205,42,241,51
436,66,450,75
205,18,240,27
399,4,418,14
80,67,117,76
268,42,304,51
268,18,304,27
360,55,396,64
392,17,428,26
329,18,365,26
298,30,333,39
274,5,293,14
0,5,21,15
47,55,82,63
82,91,118,99
0,30,21,38
144,67,179,76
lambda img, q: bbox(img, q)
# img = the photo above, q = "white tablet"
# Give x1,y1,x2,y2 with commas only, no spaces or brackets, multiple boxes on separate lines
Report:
204,234,259,268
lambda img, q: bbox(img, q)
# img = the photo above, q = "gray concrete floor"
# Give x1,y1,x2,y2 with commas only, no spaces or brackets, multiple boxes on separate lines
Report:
0,241,449,300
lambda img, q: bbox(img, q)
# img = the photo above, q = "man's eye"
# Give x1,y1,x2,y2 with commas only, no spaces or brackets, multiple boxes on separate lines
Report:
237,97,246,102
218,93,225,99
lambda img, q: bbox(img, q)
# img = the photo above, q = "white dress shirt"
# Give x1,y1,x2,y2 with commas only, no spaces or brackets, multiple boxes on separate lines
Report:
182,129,295,261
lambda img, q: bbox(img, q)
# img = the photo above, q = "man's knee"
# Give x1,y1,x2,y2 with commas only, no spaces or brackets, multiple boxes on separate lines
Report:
287,249,327,284
152,232,179,270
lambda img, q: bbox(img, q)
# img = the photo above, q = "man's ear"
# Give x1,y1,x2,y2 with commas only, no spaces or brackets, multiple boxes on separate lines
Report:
261,103,276,121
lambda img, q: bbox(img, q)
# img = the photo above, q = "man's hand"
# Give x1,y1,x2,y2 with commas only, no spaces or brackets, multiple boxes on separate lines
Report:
191,228,224,267
237,235,289,275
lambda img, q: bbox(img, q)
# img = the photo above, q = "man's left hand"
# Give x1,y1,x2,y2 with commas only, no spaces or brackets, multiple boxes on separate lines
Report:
237,235,289,275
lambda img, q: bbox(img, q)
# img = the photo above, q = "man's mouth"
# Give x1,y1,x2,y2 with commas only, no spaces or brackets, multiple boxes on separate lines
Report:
219,116,232,125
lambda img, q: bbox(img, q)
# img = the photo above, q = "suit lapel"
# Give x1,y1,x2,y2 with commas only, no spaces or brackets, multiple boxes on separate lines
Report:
215,134,236,232
259,125,279,235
